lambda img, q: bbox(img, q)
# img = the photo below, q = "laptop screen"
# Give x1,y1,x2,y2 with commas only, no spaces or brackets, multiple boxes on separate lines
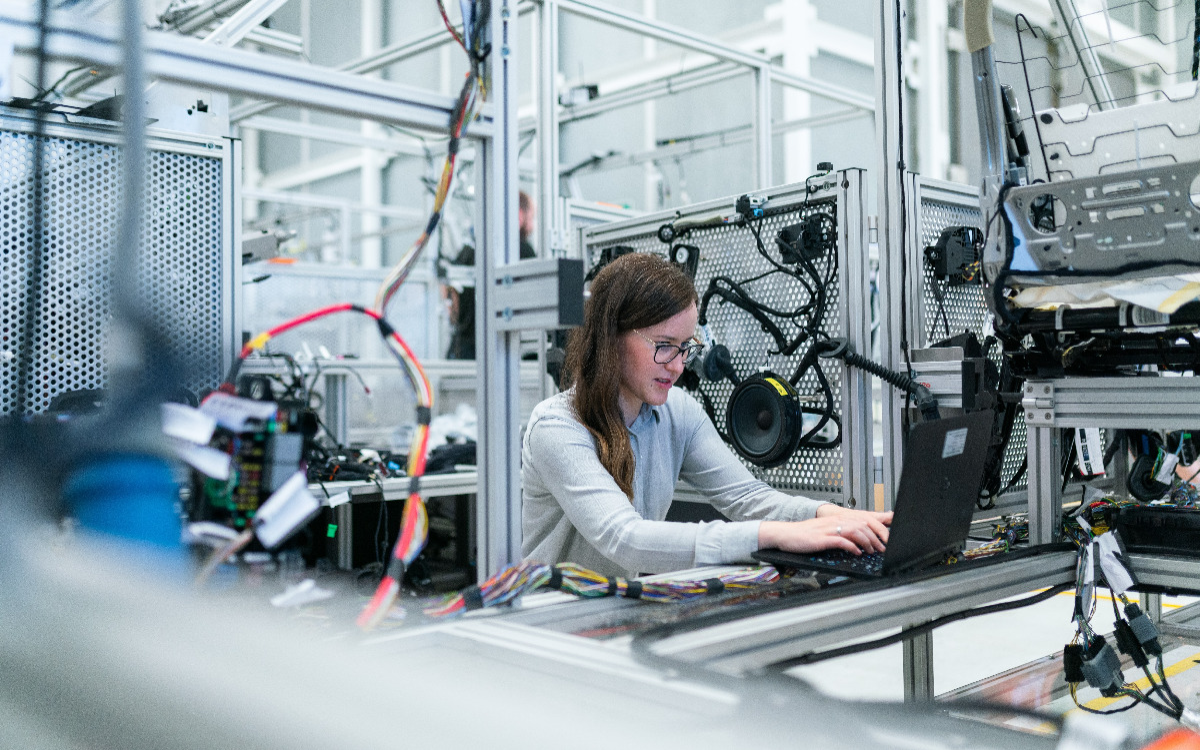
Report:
883,411,993,574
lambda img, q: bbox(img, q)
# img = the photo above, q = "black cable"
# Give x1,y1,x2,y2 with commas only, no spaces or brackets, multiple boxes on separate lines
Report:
1192,0,1199,81
766,583,1072,669
796,360,841,450
1014,15,1053,181
1061,427,1078,495
1072,692,1141,715
987,458,1027,500
695,387,734,446
929,276,952,340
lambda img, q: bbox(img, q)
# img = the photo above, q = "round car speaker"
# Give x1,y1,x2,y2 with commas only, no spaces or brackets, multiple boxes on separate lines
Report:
726,372,803,468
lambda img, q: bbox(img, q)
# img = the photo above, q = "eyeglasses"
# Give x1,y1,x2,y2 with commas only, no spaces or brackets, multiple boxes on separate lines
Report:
634,330,705,365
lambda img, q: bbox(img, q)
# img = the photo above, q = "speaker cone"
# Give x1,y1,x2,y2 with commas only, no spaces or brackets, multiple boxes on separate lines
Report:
727,372,802,468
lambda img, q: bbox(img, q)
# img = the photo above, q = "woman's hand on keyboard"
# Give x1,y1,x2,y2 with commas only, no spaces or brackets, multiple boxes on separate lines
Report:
759,508,892,555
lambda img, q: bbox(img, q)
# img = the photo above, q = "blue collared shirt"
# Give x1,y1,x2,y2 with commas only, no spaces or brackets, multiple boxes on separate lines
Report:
521,387,826,577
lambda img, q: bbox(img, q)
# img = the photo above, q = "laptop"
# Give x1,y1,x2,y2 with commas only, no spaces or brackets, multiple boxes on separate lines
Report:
753,411,993,579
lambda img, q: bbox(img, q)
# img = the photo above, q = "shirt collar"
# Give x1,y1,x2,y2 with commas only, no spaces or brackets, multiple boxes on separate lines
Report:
628,402,661,433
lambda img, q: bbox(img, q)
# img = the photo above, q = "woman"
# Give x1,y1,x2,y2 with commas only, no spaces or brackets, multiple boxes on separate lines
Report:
522,253,891,577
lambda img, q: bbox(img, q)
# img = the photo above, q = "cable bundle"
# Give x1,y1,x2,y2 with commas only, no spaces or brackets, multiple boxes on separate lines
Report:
207,304,434,608
1065,567,1192,722
357,2,489,629
374,0,490,317
424,563,780,617
1061,511,1199,726
961,516,1028,560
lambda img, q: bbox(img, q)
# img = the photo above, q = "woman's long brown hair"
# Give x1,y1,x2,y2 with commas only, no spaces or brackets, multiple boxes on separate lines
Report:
561,253,698,499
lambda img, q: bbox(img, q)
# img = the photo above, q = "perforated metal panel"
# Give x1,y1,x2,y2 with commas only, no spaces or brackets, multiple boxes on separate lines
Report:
911,177,1027,498
1,112,233,415
581,173,873,503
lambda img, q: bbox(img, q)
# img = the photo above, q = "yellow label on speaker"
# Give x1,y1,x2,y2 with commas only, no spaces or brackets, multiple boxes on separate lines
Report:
764,377,788,396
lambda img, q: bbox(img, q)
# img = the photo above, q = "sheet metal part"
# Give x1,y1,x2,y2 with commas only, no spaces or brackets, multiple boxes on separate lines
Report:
1001,160,1200,284
1037,83,1200,182
0,108,235,416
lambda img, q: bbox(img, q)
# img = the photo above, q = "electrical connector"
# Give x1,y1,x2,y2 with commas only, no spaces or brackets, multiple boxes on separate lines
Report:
1080,636,1125,696
1124,603,1163,657
1113,618,1150,668
735,193,767,220
1063,643,1086,683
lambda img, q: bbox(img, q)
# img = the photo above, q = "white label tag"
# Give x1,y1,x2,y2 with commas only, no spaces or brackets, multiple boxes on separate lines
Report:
185,521,239,546
1155,452,1180,484
270,578,334,608
162,402,217,444
1096,531,1136,594
170,438,231,480
200,392,277,432
1083,542,1095,584
942,427,968,458
326,491,351,509
254,471,320,550
1074,427,1106,477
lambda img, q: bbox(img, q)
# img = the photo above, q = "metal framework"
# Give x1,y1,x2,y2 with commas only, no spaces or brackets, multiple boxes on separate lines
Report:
0,1,520,578
878,175,1030,516
1022,378,1200,544
534,0,876,259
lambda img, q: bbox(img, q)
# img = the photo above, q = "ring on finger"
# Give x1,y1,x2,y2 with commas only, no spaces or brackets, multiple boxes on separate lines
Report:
835,525,842,536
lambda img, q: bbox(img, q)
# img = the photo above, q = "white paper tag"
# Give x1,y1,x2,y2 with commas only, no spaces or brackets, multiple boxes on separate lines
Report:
942,427,968,458
254,471,320,550
325,491,351,509
184,521,240,546
1095,531,1136,594
162,402,217,444
200,392,277,432
1074,427,1106,477
270,578,334,608
1155,451,1179,485
170,438,232,480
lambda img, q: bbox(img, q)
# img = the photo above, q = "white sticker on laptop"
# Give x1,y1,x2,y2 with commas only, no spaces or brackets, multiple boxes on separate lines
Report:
941,427,969,458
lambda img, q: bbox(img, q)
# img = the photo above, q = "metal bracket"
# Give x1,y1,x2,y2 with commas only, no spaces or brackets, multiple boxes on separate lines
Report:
1023,381,1056,426
489,257,584,331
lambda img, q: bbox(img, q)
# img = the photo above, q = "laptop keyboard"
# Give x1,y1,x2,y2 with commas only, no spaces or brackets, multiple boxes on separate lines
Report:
802,550,886,576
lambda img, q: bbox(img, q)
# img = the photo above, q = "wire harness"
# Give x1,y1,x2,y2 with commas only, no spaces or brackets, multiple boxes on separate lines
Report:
1063,516,1193,723
424,562,780,617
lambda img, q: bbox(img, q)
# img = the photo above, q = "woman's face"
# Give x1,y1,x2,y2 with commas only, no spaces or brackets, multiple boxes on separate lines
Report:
616,303,699,426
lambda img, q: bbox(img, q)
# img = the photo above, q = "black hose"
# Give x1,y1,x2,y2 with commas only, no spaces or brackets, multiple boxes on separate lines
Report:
842,350,919,395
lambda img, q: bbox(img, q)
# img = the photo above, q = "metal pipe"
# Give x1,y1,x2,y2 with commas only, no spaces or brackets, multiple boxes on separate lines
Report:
559,108,868,175
238,115,432,156
537,0,560,258
753,65,772,188
557,61,746,125
230,1,537,123
0,8,490,137
1049,0,1115,111
555,0,874,111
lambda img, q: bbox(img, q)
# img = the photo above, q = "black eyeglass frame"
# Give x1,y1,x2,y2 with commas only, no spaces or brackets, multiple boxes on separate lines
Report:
634,330,706,365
